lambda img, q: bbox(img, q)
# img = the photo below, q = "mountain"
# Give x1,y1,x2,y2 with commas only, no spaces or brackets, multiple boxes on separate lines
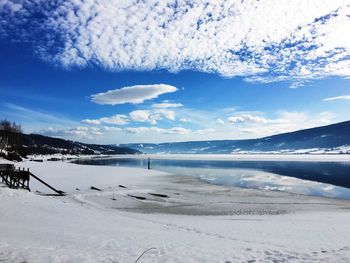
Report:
20,133,140,155
121,121,350,154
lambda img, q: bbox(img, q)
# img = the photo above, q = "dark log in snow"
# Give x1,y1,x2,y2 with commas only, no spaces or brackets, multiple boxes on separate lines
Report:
90,186,102,191
148,193,169,198
127,194,146,200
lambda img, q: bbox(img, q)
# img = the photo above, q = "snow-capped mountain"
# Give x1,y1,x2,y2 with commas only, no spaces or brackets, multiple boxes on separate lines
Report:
121,120,350,154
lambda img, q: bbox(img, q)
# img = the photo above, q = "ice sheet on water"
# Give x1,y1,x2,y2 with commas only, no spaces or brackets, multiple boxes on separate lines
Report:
199,168,350,200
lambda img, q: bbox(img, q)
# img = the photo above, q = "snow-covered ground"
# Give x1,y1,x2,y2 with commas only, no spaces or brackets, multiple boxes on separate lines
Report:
1,159,350,262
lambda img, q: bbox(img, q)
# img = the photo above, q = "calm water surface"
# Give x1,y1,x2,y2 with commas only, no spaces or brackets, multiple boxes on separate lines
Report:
74,157,350,199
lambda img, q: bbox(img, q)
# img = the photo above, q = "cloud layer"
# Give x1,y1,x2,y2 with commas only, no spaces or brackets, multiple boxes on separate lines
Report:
91,84,177,105
82,114,128,125
228,114,269,124
152,101,183,108
323,95,350,102
84,108,178,126
234,111,335,137
1,0,350,85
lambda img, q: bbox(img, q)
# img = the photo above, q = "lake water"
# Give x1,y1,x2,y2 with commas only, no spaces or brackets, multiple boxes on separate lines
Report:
74,156,350,200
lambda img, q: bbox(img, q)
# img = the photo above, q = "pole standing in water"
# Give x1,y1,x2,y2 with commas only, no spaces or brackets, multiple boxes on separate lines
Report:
148,157,151,170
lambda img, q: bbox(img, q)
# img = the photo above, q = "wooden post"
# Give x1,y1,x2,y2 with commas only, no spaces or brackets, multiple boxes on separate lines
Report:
28,168,30,190
148,157,151,170
27,168,30,191
29,172,65,196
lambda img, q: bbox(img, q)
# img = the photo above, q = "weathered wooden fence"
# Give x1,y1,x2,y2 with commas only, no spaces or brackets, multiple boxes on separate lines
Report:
0,163,65,196
0,164,30,190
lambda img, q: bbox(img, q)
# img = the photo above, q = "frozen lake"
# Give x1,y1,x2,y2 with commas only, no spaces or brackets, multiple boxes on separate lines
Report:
74,155,350,200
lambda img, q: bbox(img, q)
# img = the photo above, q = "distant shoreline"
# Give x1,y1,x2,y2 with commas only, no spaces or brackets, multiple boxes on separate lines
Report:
78,153,350,162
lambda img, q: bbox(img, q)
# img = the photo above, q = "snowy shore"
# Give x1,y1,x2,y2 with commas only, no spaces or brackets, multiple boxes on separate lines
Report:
1,159,350,262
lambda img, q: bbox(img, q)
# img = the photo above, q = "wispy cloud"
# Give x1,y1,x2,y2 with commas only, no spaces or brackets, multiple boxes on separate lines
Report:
179,118,191,123
82,114,129,125
129,110,152,123
235,111,336,137
84,108,177,126
0,88,72,104
91,84,177,105
323,95,350,102
152,101,183,108
0,103,94,139
37,107,337,143
2,1,350,86
126,126,191,135
216,118,225,124
228,114,269,124
129,109,175,125
2,103,76,128
0,0,22,13
41,126,103,140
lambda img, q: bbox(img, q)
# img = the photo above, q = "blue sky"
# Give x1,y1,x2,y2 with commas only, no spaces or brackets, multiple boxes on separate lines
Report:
1,1,350,143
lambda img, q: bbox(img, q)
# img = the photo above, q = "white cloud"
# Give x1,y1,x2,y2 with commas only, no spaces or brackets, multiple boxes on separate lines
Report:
193,128,215,135
3,1,350,85
82,114,128,125
155,109,176,121
3,103,78,129
166,127,191,135
101,126,122,132
41,126,103,140
125,127,151,134
129,110,152,123
314,111,336,125
0,0,22,13
81,119,100,125
152,102,183,108
228,114,269,124
91,84,177,105
179,118,191,123
82,107,178,127
34,108,337,143
126,126,191,135
129,109,176,124
236,111,336,137
323,95,350,102
216,118,225,124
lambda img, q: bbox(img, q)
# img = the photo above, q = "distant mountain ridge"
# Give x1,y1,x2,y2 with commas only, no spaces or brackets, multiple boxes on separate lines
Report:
121,121,350,154
20,133,140,155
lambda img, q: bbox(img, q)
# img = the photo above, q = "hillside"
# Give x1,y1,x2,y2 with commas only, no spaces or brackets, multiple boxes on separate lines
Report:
19,133,140,155
121,121,350,154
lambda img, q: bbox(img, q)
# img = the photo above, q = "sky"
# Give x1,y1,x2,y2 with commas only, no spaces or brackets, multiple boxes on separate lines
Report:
1,0,350,144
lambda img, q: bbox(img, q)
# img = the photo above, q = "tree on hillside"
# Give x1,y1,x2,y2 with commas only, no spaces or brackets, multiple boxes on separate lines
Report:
0,119,22,153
